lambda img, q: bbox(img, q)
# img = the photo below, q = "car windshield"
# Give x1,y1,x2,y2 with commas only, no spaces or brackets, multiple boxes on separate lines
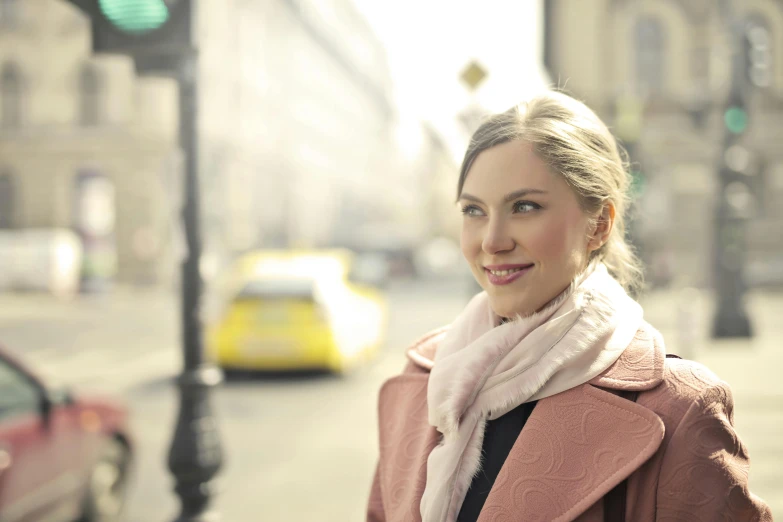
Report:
235,278,315,301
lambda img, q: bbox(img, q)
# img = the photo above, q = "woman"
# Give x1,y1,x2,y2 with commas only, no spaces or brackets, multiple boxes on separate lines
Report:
366,91,772,522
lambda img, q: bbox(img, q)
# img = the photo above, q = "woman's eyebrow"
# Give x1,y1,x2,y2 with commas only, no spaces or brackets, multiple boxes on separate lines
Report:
459,188,548,205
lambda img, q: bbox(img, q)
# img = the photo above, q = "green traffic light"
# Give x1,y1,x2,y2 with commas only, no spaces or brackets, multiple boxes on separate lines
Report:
724,106,748,134
98,0,170,34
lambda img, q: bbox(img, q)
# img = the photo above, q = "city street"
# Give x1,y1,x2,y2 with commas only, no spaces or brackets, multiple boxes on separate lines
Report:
0,279,780,521
3,1,782,522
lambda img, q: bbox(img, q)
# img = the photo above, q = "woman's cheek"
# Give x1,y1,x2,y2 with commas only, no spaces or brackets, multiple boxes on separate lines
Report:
460,226,481,261
459,227,471,255
521,218,571,261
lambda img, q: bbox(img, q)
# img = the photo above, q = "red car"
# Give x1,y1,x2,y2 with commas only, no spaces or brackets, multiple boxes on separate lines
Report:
0,346,132,522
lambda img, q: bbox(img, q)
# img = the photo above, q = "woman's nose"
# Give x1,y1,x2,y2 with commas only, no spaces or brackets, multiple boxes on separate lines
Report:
482,218,515,255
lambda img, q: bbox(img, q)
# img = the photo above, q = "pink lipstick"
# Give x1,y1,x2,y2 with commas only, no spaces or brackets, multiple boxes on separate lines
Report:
484,264,533,286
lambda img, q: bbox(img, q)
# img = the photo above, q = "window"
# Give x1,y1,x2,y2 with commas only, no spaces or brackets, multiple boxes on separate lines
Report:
635,16,666,94
80,64,101,126
0,357,40,421
0,0,19,29
0,172,13,228
1,62,22,129
236,278,315,301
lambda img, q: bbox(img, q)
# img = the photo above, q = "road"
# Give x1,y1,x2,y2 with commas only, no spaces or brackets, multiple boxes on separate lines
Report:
0,279,780,521
0,279,471,522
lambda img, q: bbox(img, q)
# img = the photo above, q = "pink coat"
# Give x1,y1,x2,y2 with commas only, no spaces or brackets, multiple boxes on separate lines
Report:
367,323,773,522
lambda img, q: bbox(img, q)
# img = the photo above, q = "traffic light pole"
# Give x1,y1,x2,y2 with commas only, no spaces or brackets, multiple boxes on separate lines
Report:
712,0,753,338
167,51,224,522
61,1,223,518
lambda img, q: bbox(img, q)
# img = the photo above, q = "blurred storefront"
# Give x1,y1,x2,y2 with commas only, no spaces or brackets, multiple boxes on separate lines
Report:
544,0,783,289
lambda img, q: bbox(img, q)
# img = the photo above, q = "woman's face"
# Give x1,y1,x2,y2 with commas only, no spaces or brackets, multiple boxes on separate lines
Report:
459,140,606,318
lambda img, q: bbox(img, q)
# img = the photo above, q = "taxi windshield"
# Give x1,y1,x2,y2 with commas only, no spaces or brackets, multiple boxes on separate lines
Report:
235,278,316,301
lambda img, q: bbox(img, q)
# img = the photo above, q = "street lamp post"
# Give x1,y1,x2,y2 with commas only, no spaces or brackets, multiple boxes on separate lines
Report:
166,52,224,522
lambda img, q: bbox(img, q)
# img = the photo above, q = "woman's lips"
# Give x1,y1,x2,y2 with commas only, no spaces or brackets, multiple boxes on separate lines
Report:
484,264,533,286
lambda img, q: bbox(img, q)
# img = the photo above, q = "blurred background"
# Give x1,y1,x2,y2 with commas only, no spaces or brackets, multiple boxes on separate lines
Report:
0,0,781,521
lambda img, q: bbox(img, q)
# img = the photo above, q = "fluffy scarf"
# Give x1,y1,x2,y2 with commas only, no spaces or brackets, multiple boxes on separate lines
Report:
420,263,643,522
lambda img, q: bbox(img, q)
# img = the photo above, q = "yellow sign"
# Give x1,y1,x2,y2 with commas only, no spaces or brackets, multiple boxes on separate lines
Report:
460,60,488,91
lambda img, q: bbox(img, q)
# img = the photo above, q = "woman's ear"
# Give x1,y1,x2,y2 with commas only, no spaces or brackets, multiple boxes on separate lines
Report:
588,202,616,252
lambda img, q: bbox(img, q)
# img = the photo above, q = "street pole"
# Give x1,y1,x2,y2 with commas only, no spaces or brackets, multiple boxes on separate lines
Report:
166,51,224,521
712,0,753,338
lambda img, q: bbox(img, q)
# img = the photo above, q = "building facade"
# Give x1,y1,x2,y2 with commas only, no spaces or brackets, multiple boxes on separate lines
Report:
545,0,783,288
1,0,417,287
0,0,180,287
195,0,408,274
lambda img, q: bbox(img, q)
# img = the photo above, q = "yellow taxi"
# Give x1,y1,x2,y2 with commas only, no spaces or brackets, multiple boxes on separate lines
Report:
205,249,386,373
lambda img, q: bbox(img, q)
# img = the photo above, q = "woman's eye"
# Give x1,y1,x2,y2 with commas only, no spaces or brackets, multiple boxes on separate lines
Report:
460,205,485,217
513,201,541,213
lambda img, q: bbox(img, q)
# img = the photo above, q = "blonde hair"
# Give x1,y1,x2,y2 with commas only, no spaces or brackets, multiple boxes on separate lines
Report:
456,90,643,292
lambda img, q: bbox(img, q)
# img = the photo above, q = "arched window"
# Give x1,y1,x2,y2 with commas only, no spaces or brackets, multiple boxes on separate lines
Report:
1,62,22,128
0,172,13,228
635,16,666,94
80,64,101,125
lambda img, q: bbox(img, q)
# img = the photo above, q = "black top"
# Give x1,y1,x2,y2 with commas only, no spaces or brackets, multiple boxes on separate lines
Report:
456,400,538,522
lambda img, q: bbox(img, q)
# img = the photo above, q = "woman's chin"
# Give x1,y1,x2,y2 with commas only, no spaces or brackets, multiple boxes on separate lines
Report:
489,299,535,321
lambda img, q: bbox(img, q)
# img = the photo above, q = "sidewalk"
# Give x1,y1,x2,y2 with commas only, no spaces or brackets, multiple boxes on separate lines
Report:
639,289,783,517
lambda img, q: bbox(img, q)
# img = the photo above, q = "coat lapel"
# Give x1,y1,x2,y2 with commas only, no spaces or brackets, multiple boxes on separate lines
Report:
477,324,668,522
477,383,665,522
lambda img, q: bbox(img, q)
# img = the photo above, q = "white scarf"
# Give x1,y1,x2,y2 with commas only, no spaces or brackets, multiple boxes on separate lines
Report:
420,263,643,522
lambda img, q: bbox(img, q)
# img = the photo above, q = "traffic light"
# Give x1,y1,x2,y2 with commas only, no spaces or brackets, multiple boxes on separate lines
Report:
67,0,193,58
722,144,756,219
724,106,748,134
711,15,759,339
745,22,771,88
98,0,171,33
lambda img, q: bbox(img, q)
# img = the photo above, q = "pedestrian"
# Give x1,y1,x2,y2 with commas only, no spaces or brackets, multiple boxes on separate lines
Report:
366,91,772,522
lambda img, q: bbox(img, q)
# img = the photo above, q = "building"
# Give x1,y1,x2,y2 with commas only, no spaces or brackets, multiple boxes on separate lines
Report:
0,0,180,287
195,0,403,273
0,0,409,287
544,0,783,288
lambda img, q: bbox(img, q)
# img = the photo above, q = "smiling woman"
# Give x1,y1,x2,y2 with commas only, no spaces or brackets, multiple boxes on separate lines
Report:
458,138,608,318
457,92,640,300
366,91,772,522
